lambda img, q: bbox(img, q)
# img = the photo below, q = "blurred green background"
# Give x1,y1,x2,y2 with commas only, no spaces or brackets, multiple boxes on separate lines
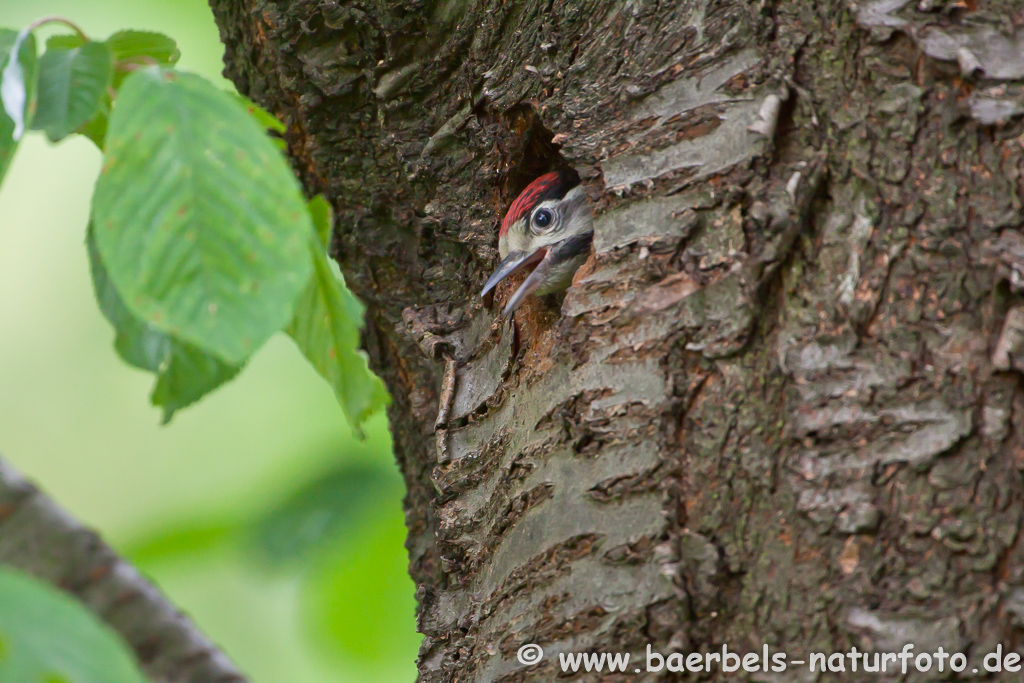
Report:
0,1,420,681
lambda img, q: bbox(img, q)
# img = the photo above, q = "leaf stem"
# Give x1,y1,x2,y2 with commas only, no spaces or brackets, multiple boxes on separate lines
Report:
26,15,89,42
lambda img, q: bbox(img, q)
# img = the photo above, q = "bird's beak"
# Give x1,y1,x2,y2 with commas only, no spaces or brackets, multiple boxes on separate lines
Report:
479,248,547,299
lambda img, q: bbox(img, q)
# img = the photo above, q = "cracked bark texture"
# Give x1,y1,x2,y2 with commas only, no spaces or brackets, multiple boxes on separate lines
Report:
210,1,1024,681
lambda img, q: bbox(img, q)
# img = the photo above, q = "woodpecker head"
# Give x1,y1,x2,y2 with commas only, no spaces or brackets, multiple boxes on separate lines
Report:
481,169,594,316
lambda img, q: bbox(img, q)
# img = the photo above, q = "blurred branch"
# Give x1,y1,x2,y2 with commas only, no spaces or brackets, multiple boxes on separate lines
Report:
0,456,250,683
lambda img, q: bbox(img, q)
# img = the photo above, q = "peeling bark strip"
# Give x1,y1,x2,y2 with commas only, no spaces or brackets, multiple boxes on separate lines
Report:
211,0,1024,681
0,458,247,683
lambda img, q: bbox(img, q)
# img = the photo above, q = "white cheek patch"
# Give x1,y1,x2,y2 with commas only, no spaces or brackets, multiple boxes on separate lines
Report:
499,222,533,258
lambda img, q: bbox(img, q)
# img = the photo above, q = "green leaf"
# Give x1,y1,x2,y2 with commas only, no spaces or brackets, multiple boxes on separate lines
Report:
88,223,170,372
308,194,332,247
106,30,179,66
0,28,38,185
287,199,389,434
0,568,146,683
107,31,179,89
249,462,400,566
150,341,241,423
45,34,112,148
92,67,313,365
232,93,285,134
76,99,109,149
32,40,113,142
46,34,84,52
88,223,241,421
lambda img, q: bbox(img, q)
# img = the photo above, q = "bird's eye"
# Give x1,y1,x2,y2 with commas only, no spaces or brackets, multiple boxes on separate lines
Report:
532,209,553,229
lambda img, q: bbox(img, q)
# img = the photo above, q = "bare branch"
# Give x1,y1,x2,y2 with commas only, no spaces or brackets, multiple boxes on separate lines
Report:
0,456,249,683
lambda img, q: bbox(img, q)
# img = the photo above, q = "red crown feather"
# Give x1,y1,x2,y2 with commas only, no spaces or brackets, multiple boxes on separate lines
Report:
500,169,580,236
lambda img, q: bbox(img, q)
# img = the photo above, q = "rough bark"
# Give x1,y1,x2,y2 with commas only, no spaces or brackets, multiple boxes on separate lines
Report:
210,0,1024,681
0,457,248,683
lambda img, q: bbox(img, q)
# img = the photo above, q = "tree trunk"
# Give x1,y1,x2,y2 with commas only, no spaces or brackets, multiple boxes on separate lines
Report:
210,0,1024,680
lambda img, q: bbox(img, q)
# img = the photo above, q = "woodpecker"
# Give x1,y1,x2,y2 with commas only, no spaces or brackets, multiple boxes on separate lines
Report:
481,169,594,317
